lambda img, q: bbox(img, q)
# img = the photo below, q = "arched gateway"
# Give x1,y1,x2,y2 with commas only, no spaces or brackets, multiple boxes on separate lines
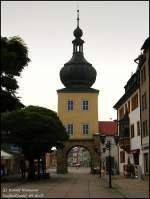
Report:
57,139,100,174
57,10,100,174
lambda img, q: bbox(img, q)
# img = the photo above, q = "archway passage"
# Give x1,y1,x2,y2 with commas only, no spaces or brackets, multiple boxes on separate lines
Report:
67,146,91,174
56,139,100,174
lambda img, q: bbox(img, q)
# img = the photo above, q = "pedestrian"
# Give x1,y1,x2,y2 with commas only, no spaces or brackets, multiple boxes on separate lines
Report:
20,159,26,179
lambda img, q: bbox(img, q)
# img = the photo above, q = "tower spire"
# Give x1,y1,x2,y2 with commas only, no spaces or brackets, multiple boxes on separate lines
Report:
77,8,79,27
59,9,97,89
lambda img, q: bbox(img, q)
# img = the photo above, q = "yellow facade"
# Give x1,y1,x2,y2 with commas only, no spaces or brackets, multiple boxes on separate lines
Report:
58,92,99,139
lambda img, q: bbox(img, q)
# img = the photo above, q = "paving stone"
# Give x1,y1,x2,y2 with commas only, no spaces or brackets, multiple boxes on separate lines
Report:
1,168,149,198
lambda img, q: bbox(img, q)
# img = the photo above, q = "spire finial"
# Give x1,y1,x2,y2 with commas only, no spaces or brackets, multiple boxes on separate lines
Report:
77,6,79,27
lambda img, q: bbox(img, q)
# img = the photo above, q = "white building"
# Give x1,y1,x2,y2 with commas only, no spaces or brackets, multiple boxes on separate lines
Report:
114,70,143,177
135,37,149,178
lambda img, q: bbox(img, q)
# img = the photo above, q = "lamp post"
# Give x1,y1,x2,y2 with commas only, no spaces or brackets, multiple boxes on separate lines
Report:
100,134,119,188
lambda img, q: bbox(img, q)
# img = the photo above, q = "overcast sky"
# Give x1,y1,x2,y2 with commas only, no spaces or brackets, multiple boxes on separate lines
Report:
1,1,149,121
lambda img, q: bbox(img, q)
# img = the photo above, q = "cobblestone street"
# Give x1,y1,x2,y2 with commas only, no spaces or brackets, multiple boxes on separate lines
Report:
1,168,149,198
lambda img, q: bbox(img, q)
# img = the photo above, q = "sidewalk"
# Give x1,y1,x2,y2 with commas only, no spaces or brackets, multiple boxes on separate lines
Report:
1,173,27,190
1,171,125,198
100,174,149,198
1,170,149,198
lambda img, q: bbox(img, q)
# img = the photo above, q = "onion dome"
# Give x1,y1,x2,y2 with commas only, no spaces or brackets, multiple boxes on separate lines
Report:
73,27,83,38
60,10,97,88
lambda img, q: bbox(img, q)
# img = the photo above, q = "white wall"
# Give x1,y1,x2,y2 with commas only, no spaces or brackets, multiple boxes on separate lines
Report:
119,148,130,174
117,89,143,175
129,93,143,173
129,106,141,150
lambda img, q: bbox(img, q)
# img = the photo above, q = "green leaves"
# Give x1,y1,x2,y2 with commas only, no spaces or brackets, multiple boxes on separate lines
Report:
1,75,19,92
1,106,68,159
1,36,30,76
1,90,24,113
1,36,30,113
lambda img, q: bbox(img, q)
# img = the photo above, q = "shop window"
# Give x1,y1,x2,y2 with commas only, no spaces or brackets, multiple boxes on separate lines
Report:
144,153,149,173
133,152,139,165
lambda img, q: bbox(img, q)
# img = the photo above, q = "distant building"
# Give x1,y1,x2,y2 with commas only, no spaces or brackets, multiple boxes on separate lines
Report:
45,151,57,169
99,121,118,174
68,147,91,167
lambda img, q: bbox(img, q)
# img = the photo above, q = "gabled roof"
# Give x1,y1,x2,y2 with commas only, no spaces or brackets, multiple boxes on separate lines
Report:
113,70,139,109
99,121,117,135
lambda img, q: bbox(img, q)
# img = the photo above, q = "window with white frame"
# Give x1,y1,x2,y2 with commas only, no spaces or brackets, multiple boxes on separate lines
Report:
66,124,74,136
81,124,89,135
82,100,89,111
67,100,73,111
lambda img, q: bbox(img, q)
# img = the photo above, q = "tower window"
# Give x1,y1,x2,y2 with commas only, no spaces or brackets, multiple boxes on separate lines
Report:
81,124,89,135
67,100,73,111
82,100,89,111
66,124,74,136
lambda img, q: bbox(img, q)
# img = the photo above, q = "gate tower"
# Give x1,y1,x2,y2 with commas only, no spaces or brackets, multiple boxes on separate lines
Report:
57,10,100,173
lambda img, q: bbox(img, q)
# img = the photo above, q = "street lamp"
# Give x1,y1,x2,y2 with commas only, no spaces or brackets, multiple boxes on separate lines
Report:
100,134,119,188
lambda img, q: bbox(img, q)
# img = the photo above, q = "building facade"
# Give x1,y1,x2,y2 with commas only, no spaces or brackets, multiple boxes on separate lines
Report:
114,70,143,176
113,37,149,178
135,37,149,177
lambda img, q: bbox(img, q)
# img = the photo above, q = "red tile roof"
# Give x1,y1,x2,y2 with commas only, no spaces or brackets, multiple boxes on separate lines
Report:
98,121,117,135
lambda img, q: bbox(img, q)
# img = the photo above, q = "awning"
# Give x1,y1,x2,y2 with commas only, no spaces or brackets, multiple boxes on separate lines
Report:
1,150,14,159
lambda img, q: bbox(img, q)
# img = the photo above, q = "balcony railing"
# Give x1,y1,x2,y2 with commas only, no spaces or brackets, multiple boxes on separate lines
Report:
119,137,130,152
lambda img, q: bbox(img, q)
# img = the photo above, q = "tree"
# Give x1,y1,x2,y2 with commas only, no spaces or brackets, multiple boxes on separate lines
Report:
1,36,30,112
1,105,68,180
